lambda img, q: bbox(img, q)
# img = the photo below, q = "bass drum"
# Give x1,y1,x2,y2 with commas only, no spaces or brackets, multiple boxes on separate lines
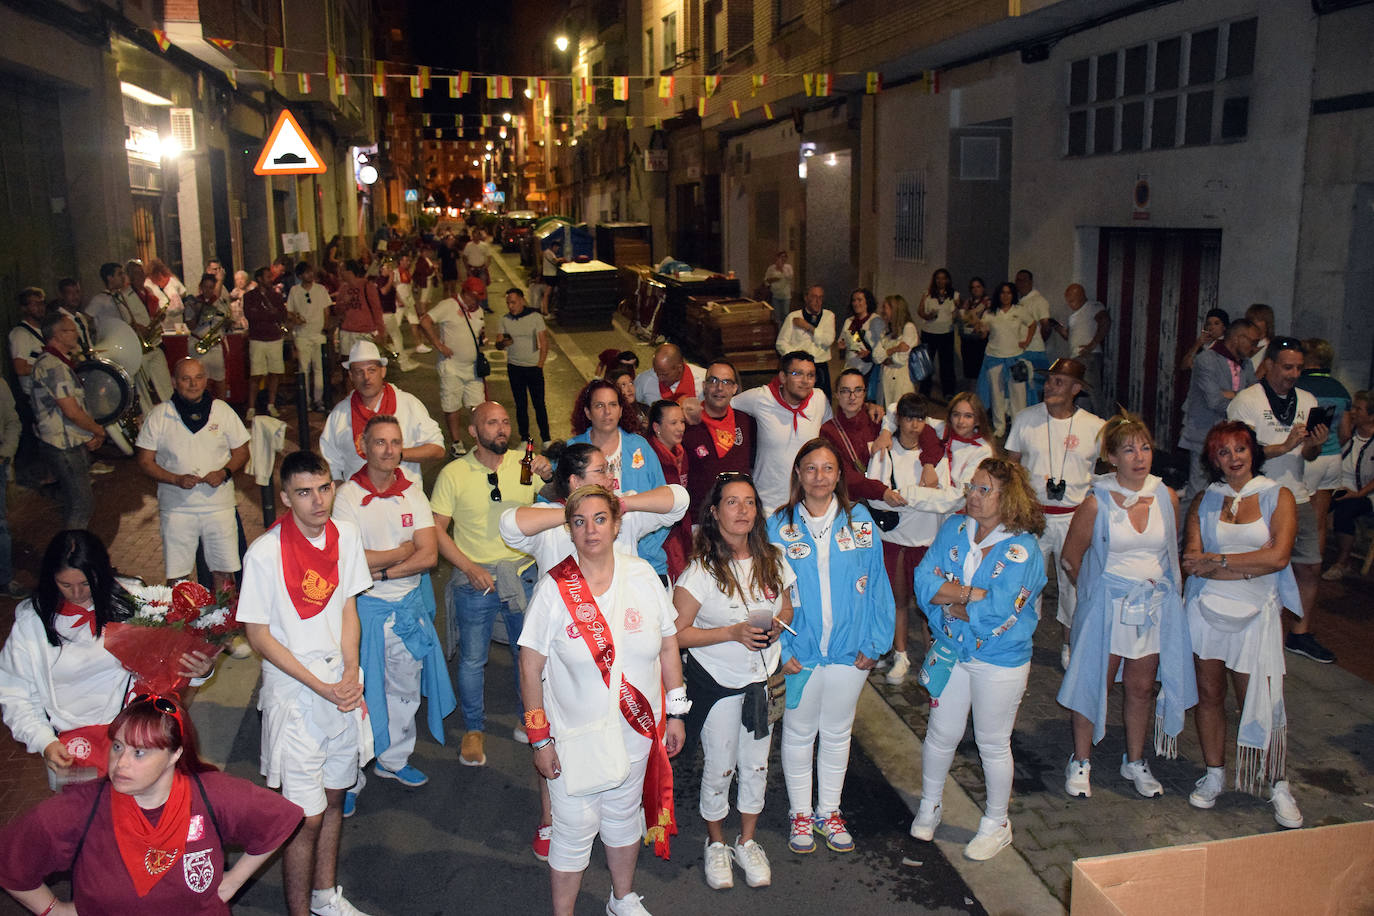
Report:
74,358,133,425
93,320,144,378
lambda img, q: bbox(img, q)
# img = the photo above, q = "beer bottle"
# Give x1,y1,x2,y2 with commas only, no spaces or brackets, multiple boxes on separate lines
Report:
519,438,535,485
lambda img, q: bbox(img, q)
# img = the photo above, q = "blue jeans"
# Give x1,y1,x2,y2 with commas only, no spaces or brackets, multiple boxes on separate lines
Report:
0,459,11,583
40,442,92,529
448,565,536,733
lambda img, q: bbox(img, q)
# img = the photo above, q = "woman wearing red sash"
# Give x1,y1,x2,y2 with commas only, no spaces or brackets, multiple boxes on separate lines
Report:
517,485,687,916
0,695,302,914
0,531,217,788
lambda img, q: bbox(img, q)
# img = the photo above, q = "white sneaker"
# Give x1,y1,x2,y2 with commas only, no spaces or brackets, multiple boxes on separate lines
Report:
885,650,910,685
1120,756,1164,798
311,885,371,916
1320,563,1347,581
267,404,280,418
703,839,734,889
1270,780,1303,828
1060,644,1072,672
964,816,1013,861
606,891,652,916
414,343,432,353
909,801,941,841
731,836,771,887
1065,756,1092,798
1189,769,1226,809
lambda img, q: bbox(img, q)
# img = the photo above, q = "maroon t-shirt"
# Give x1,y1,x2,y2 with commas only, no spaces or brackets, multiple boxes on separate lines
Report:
243,287,287,342
682,410,757,517
0,772,302,914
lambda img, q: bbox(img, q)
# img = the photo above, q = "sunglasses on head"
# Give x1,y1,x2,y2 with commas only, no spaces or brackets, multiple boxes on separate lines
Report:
488,471,502,502
130,692,184,730
716,470,754,484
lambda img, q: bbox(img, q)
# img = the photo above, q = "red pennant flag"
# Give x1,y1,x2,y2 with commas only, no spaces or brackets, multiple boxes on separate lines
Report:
705,75,721,98
298,72,312,93
151,30,171,52
409,75,422,98
866,71,882,94
658,75,674,99
209,38,236,52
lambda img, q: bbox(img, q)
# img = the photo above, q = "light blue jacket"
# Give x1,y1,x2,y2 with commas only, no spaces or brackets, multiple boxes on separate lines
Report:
568,429,669,574
768,502,895,668
1056,482,1196,751
914,515,1046,668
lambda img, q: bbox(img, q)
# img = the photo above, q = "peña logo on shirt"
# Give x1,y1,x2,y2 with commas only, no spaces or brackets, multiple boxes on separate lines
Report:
183,848,214,893
301,569,333,601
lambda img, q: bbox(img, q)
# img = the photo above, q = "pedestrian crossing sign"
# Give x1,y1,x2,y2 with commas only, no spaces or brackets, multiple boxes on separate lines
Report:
254,109,327,175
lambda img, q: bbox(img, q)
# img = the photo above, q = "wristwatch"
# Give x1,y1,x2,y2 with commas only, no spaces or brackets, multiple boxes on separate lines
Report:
380,568,389,581
1219,554,1228,569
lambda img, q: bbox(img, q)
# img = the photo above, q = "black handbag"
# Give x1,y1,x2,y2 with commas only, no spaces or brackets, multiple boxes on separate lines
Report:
463,310,491,378
868,456,901,532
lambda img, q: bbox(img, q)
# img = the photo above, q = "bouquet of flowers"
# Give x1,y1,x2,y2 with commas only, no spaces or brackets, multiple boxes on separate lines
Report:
102,582,241,695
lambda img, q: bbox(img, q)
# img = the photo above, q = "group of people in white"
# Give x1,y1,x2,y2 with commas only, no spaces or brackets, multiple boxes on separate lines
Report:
0,260,1357,916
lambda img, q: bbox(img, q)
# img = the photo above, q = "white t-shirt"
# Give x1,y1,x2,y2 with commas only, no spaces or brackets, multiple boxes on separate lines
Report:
675,552,795,688
1005,404,1106,507
1019,289,1051,353
462,240,489,269
320,384,445,482
774,310,836,363
1340,431,1374,495
498,485,689,576
332,468,435,602
1068,301,1106,355
236,519,373,688
984,305,1033,358
1227,383,1317,503
286,283,329,342
517,554,675,750
732,385,834,514
634,364,707,407
919,293,960,335
135,399,249,513
426,298,482,377
8,323,43,396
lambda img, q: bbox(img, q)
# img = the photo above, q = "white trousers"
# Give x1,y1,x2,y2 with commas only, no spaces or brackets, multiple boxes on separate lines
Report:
1038,512,1077,629
699,692,773,822
295,336,326,405
352,618,422,795
987,362,1027,435
781,663,869,816
383,312,407,360
548,752,650,872
921,659,1030,822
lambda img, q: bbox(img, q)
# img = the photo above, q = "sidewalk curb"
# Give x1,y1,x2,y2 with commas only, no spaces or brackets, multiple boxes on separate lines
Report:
853,682,1067,916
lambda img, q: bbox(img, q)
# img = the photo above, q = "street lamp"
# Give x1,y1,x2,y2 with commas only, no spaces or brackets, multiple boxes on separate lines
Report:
554,35,569,52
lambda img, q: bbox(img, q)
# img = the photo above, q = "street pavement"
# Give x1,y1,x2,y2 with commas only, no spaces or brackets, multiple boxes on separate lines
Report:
0,246,1370,913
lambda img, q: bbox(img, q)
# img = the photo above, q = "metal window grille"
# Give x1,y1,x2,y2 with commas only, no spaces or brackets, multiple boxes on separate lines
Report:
894,170,926,261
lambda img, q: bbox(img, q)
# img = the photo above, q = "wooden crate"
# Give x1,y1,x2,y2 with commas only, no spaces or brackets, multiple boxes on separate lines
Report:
685,297,777,362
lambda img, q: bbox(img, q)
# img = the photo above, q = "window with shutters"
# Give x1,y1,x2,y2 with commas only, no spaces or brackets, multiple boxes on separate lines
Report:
727,0,754,57
894,170,926,262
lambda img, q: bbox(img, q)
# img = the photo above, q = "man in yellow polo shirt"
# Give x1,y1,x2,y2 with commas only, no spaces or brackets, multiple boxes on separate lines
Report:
430,401,552,766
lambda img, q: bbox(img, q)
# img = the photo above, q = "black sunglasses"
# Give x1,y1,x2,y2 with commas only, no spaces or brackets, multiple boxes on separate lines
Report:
716,471,754,483
488,471,502,502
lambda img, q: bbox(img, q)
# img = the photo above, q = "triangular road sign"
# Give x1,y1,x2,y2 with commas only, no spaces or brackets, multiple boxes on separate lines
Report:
254,110,327,175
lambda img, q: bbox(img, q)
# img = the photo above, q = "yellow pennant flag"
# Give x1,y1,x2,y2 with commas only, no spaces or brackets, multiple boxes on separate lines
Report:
803,74,814,97
763,103,773,119
538,78,549,100
751,74,767,96
373,63,386,97
270,46,284,78
298,72,311,93
151,30,171,52
327,51,337,87
449,76,461,98
705,75,721,98
817,73,833,96
613,76,629,101
482,114,491,128
209,38,236,52
409,75,421,97
418,66,431,90
336,73,348,96
459,71,471,93
625,116,634,128
499,76,513,98
866,71,882,94
697,97,707,117
730,100,741,118
658,75,674,99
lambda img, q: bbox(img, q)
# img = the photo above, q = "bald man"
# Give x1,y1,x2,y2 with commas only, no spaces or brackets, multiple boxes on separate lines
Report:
634,343,706,420
428,401,553,767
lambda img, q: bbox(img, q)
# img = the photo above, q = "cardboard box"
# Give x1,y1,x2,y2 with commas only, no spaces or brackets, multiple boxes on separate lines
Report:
1071,821,1374,915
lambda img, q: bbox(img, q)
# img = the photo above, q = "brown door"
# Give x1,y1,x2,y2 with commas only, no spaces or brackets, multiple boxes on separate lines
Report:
1096,228,1222,445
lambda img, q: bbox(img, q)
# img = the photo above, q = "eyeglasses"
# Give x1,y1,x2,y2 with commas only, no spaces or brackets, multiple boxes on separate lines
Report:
836,387,866,397
705,375,738,388
487,472,502,502
963,482,999,497
787,370,816,381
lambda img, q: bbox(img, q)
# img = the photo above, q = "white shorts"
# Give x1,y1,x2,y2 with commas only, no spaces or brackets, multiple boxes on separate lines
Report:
267,706,362,817
249,339,285,375
439,372,486,413
547,751,649,872
160,507,240,578
1303,453,1342,494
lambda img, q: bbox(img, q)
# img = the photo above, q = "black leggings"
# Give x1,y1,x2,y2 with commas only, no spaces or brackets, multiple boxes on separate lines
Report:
1333,493,1374,535
919,331,957,397
508,364,551,442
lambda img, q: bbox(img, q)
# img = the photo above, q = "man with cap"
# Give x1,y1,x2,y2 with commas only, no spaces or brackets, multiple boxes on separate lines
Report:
319,341,445,484
1005,358,1105,670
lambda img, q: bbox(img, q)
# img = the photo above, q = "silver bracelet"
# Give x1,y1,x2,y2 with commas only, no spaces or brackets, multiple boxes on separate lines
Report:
531,737,554,750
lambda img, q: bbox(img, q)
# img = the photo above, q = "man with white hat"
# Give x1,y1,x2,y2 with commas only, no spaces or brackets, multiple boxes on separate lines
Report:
1005,357,1105,671
319,340,445,484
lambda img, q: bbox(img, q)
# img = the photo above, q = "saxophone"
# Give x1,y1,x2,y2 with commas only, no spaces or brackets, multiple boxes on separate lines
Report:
194,309,232,355
139,305,168,353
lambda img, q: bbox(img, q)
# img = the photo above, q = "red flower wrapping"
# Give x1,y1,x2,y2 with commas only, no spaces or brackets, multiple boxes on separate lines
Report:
101,622,219,696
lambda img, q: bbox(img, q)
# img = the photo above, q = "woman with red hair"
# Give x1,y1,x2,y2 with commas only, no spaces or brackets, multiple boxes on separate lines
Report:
0,695,301,914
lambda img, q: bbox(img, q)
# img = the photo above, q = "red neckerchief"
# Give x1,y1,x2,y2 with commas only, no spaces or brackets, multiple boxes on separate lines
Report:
550,556,676,859
700,407,739,459
350,466,412,505
847,314,867,336
658,367,696,402
942,430,985,463
350,384,398,459
41,344,76,369
58,600,96,635
277,514,341,620
111,770,192,897
766,377,812,432
650,436,687,486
